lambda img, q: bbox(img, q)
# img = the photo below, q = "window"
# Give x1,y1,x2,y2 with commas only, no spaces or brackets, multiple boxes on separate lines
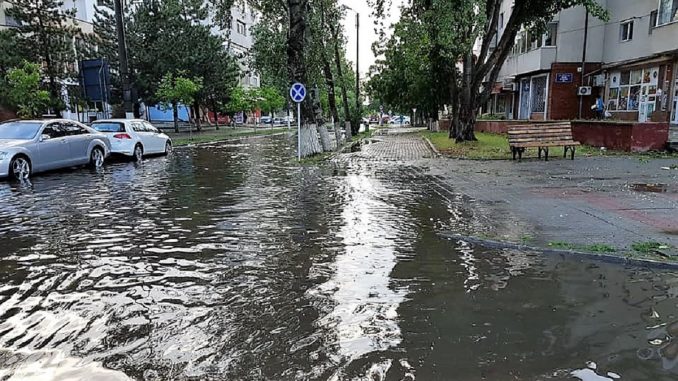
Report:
143,122,159,133
64,123,89,136
131,122,146,132
658,0,678,25
236,20,246,35
620,20,634,41
544,23,557,46
4,14,20,27
499,12,504,30
650,10,658,33
607,68,658,111
43,124,67,139
92,122,125,133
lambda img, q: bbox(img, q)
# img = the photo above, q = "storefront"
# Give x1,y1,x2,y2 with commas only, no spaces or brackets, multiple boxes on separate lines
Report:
605,60,676,123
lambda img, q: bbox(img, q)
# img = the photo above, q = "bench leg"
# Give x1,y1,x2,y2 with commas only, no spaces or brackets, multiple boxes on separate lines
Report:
571,146,576,160
518,148,524,162
511,147,516,161
564,146,568,158
544,147,549,161
538,147,542,159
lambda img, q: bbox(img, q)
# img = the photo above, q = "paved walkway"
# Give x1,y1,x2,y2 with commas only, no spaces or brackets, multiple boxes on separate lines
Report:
337,127,678,257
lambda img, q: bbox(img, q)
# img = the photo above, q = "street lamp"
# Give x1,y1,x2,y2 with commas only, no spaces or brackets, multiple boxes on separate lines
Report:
343,5,362,133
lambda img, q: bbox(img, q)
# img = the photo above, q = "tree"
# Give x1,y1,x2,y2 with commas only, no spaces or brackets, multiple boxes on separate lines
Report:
7,0,82,117
157,73,202,132
0,30,27,78
370,0,607,141
3,61,51,119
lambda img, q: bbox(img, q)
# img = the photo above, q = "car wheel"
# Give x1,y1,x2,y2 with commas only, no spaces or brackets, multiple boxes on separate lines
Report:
164,141,173,156
133,144,144,162
90,147,105,169
9,155,31,180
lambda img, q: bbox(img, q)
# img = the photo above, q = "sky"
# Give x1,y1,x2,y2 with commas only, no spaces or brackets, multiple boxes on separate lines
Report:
338,0,406,78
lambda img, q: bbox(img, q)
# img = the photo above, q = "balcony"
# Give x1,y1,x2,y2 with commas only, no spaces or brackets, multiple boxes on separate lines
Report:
500,46,557,78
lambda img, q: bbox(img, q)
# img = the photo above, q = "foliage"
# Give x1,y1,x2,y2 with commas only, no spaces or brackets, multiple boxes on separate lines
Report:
225,85,286,114
3,61,51,118
157,73,203,109
7,0,83,114
0,30,26,77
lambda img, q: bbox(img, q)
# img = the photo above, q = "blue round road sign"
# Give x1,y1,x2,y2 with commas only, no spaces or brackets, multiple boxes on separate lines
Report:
290,83,306,103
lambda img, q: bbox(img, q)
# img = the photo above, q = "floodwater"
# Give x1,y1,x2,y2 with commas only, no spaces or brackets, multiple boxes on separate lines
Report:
1,136,677,380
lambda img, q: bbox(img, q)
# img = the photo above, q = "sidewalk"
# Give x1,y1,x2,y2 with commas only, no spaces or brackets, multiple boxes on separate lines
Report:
336,127,678,260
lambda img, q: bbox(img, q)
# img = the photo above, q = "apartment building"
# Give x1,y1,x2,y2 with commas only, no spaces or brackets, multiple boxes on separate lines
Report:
492,0,678,125
219,4,261,89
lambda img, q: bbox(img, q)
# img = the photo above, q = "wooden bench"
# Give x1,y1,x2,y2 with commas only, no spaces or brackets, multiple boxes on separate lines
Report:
508,122,580,161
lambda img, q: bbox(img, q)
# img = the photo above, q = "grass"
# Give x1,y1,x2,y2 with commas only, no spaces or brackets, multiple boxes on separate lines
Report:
422,131,677,160
170,127,287,146
421,131,511,159
352,128,376,142
547,241,617,253
631,241,673,254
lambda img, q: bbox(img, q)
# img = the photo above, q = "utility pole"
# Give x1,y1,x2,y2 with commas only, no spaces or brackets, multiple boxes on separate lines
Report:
356,12,364,132
578,9,589,120
114,0,134,119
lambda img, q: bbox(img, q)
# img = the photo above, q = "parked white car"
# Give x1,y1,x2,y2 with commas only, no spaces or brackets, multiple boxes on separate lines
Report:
91,119,172,161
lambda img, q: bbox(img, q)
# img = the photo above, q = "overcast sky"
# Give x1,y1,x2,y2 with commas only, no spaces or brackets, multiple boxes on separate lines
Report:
338,0,406,77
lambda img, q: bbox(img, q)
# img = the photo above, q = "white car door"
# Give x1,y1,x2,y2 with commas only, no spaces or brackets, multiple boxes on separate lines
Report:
143,122,166,153
130,121,154,154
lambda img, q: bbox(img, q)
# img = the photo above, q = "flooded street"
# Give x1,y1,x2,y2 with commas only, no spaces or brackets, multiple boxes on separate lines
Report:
1,135,678,380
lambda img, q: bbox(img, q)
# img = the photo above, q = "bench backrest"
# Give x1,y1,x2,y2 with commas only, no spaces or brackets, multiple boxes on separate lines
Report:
508,122,574,144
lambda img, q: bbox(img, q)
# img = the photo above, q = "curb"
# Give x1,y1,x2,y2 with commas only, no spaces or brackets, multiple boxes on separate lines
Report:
422,136,441,158
173,131,289,149
441,232,678,270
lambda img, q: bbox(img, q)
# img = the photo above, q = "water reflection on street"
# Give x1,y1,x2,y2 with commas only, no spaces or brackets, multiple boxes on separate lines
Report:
0,135,677,380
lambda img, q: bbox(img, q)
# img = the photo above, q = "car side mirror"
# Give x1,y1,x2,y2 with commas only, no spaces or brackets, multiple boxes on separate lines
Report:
40,134,51,142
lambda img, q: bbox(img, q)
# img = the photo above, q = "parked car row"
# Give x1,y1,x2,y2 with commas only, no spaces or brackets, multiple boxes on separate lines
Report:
0,119,172,180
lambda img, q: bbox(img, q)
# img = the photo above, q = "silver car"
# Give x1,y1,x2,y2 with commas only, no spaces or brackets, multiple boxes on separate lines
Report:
0,119,111,180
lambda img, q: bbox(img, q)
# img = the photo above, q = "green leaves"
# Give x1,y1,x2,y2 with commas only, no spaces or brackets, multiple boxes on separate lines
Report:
3,61,51,119
157,73,203,108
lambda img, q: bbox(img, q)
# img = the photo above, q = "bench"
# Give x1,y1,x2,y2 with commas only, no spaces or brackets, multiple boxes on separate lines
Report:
508,122,580,161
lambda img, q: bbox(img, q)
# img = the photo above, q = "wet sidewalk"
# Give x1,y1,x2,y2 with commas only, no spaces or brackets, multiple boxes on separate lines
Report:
339,128,678,257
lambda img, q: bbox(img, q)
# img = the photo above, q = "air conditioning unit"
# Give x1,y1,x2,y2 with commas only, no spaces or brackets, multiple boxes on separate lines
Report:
593,74,606,87
503,82,518,92
577,86,592,96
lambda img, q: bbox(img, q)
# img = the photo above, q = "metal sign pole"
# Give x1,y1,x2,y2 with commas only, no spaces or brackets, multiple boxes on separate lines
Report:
297,102,301,161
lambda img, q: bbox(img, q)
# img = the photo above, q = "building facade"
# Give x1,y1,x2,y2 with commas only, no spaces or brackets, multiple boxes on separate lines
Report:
221,4,260,89
492,0,678,125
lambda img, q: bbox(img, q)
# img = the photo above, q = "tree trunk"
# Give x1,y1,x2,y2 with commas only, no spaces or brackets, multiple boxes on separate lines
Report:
317,124,332,151
330,27,351,139
288,0,319,157
172,101,179,133
193,100,202,132
212,99,219,130
454,53,477,142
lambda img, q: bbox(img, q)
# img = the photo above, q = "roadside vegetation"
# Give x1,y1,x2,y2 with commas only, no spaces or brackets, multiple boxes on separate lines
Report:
422,131,677,160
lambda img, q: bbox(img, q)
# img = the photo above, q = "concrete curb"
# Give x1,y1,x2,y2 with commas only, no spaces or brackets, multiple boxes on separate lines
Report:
441,232,678,270
422,136,441,158
173,131,289,149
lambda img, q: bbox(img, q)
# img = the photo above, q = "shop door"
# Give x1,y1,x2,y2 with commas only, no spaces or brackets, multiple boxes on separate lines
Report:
519,79,531,120
638,67,659,122
672,76,678,124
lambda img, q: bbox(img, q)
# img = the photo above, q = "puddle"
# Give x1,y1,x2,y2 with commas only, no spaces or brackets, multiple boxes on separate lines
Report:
631,183,669,193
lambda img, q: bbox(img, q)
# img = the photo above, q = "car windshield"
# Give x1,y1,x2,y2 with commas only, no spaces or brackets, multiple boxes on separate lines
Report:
92,122,125,133
0,121,43,140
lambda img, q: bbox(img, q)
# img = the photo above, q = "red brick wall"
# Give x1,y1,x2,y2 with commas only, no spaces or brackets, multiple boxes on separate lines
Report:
548,63,601,120
571,121,669,152
475,120,526,134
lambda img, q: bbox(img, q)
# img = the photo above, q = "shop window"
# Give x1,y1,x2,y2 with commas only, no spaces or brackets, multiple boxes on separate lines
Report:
530,76,547,113
620,20,634,41
236,20,247,35
658,0,678,25
608,68,659,112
